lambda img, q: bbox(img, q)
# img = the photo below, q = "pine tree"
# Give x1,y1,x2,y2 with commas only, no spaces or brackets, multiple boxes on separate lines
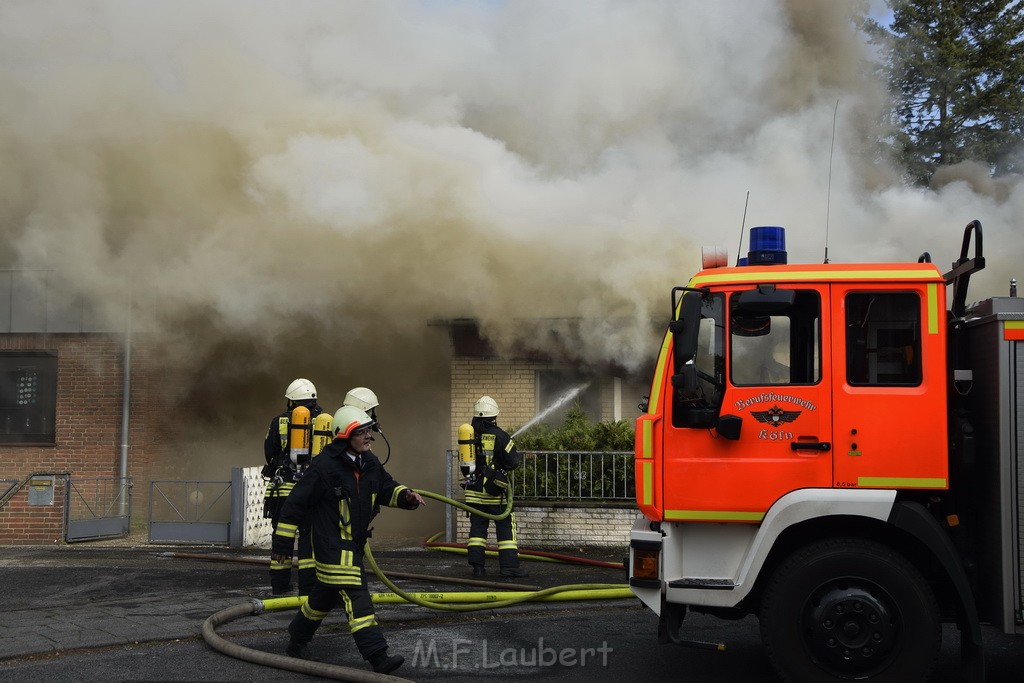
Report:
867,0,1024,183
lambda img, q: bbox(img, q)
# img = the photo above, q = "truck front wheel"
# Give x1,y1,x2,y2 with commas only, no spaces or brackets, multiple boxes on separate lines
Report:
759,537,940,683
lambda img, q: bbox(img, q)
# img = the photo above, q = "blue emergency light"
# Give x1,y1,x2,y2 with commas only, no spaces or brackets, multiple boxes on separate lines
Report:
747,226,787,265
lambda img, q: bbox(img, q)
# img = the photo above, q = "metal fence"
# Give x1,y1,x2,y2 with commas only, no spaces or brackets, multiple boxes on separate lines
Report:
512,451,635,501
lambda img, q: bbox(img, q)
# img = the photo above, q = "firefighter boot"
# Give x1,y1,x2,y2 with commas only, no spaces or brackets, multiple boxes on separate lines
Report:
500,566,530,579
369,650,404,674
471,564,486,578
285,640,307,659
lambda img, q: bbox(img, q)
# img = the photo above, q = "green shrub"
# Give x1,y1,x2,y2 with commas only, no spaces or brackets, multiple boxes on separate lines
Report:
513,404,634,451
511,404,635,500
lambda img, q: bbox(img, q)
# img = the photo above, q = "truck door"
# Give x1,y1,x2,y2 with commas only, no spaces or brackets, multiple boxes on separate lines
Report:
661,284,833,520
831,284,949,488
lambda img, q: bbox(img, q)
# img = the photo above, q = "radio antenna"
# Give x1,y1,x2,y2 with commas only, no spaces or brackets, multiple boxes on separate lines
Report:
736,191,750,266
824,99,838,264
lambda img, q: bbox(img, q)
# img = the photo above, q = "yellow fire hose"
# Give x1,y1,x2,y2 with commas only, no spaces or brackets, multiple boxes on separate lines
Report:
202,485,634,676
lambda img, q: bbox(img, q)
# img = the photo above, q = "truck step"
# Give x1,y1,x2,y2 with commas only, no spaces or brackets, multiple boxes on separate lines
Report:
668,578,736,590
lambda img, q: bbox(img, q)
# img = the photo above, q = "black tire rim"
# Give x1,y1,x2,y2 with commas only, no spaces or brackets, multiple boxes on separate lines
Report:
801,581,900,678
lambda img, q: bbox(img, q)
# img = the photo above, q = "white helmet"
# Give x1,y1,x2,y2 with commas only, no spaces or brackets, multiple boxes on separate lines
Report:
285,378,317,401
343,387,379,412
474,395,499,418
333,405,374,439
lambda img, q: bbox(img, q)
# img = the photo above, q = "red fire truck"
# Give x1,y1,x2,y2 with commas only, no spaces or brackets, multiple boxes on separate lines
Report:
629,220,1021,682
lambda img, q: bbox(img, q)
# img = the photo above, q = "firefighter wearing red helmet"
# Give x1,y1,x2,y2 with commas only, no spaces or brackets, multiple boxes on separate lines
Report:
464,395,529,578
272,405,426,675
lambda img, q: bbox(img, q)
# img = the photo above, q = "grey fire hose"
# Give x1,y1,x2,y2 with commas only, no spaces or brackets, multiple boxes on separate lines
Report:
202,598,411,682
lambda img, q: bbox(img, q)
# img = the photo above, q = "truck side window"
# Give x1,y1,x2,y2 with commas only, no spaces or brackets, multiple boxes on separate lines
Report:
845,292,922,386
730,290,820,386
671,293,725,428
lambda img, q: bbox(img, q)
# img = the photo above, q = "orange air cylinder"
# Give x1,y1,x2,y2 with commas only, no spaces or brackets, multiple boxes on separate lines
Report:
289,405,311,466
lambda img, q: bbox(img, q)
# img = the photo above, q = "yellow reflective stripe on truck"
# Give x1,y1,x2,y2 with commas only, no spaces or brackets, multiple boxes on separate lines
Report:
927,283,940,334
647,331,672,415
641,461,653,507
664,510,765,522
857,477,947,488
689,267,943,288
641,420,653,459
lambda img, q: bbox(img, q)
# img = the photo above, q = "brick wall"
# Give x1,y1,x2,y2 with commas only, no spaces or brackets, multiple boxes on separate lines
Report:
0,334,181,544
0,474,68,544
449,357,552,445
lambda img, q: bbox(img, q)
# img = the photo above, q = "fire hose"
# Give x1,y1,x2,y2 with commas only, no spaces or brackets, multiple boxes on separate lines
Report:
202,485,633,677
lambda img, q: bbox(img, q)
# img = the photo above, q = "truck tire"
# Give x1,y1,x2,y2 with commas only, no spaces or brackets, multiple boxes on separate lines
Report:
759,537,940,683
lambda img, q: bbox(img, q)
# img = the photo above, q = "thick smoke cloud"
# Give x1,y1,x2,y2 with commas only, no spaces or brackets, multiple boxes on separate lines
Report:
2,1,1021,535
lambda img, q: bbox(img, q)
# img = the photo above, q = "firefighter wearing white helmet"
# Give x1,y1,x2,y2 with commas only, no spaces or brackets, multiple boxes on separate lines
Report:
272,404,426,674
262,378,332,596
462,395,528,578
344,387,379,414
343,387,393,464
474,395,499,418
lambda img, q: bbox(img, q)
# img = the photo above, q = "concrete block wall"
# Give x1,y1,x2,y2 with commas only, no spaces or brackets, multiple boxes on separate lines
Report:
454,503,636,550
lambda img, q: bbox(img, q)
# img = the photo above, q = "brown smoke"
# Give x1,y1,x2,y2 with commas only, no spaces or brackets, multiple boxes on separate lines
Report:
1,1,1021,537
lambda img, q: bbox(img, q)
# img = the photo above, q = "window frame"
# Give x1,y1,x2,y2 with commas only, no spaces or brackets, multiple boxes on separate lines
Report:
0,351,58,445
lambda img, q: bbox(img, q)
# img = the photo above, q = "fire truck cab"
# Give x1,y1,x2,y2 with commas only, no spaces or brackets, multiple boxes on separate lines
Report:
630,221,1023,682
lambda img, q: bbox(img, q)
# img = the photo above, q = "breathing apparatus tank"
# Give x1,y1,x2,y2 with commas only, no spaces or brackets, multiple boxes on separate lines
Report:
457,423,476,477
289,405,312,466
311,412,333,457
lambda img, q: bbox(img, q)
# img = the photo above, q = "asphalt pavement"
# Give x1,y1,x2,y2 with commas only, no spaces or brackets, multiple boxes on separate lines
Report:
0,535,1021,682
0,533,636,681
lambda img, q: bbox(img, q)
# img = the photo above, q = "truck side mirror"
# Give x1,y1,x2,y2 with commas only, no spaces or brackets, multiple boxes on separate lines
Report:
716,414,742,440
672,294,703,364
671,364,699,398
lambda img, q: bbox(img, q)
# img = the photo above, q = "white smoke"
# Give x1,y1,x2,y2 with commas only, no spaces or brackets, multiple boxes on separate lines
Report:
1,2,1021,534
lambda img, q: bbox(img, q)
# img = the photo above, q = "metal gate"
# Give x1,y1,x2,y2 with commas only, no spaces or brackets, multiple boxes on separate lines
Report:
149,480,232,544
65,476,132,542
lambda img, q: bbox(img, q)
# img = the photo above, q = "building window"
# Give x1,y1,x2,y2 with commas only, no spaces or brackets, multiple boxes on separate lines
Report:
536,370,601,425
0,352,57,444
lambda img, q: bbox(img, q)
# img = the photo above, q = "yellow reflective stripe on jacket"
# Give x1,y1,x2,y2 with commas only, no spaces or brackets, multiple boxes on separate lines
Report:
480,433,496,467
389,485,408,507
265,481,295,499
275,522,299,540
465,490,503,505
278,416,289,451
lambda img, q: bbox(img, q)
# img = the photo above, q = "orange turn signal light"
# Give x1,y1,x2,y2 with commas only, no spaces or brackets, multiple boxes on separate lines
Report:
633,548,659,580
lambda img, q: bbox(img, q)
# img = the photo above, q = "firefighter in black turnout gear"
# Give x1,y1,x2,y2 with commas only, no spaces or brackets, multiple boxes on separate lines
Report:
272,405,426,675
464,395,529,578
263,378,331,596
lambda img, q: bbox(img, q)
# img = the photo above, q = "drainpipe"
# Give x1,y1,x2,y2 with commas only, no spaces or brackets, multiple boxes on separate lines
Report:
118,296,132,516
